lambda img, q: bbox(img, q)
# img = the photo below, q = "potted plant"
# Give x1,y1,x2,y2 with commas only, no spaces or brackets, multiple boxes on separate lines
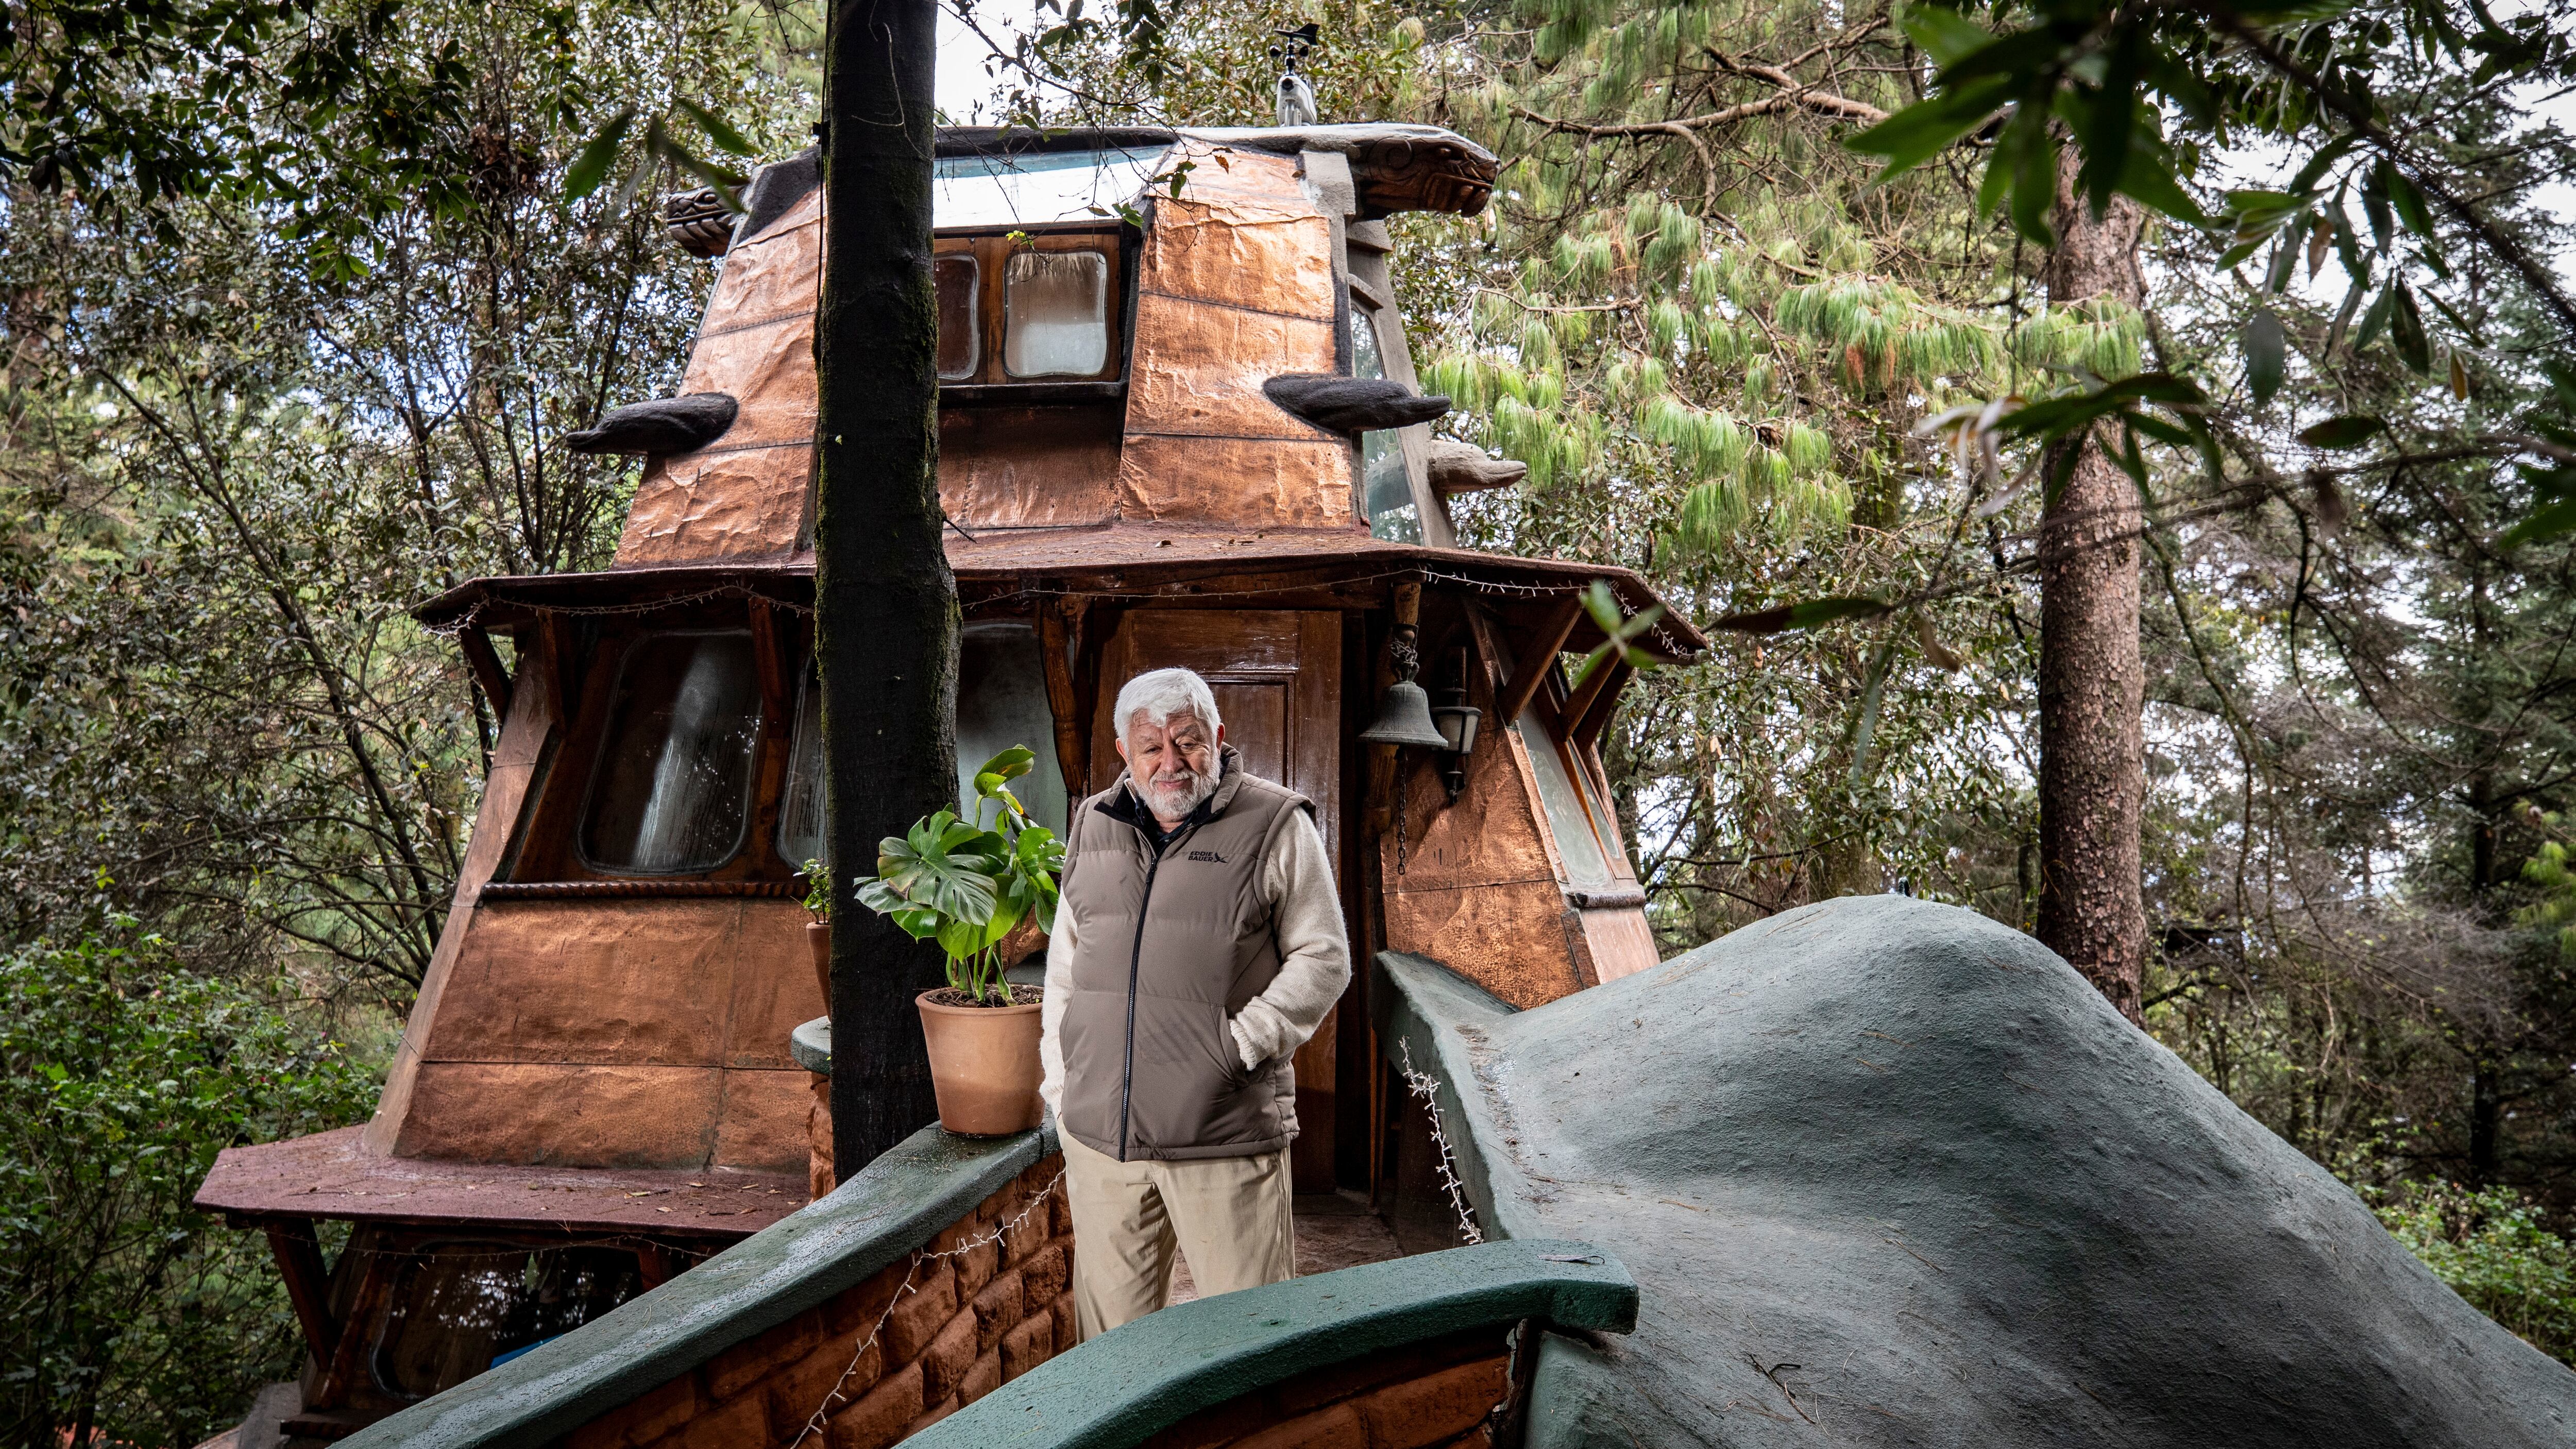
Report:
852,746,1065,1135
799,858,831,1007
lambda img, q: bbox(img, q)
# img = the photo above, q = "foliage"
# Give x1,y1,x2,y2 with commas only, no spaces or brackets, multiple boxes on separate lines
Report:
0,0,819,989
801,858,832,924
0,930,380,1448
2376,1179,2576,1362
1849,0,2576,533
852,746,1065,1005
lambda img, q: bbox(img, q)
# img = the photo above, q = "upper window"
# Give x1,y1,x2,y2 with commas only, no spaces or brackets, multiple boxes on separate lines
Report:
1353,305,1421,542
934,233,1124,388
1005,251,1110,378
934,255,981,381
580,632,765,874
931,147,1166,230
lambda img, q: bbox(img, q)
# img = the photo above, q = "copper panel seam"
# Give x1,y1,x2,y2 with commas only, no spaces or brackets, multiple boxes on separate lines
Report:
695,310,816,345
1136,287,1334,324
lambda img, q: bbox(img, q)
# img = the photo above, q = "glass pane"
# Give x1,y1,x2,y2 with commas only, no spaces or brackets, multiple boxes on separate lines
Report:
1353,307,1422,541
580,633,764,873
933,147,1166,229
957,623,1068,835
1517,705,1613,886
1005,250,1109,378
935,254,980,381
777,669,824,869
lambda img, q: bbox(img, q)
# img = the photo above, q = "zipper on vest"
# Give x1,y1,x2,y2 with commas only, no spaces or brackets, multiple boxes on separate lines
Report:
1117,819,1200,1162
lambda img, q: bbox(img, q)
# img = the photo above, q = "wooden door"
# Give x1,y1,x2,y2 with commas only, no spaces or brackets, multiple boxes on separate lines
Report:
1090,609,1343,1188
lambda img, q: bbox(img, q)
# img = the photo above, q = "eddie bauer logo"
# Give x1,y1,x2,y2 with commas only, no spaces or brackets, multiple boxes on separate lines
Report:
1187,849,1230,864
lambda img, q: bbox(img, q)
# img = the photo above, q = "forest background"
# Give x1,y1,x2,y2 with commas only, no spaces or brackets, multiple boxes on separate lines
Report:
5,0,2576,1442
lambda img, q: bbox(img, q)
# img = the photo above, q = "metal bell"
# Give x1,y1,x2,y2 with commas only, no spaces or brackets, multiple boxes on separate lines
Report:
1359,678,1452,748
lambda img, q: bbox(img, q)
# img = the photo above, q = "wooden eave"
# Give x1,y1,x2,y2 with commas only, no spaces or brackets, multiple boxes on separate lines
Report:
190,1126,806,1239
411,526,1707,663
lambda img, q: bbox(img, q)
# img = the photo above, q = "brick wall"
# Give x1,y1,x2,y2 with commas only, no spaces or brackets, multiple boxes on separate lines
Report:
1139,1326,1518,1449
566,1153,1072,1449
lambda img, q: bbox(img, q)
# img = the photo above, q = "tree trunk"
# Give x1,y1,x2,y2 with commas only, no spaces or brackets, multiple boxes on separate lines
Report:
819,0,958,1171
2035,186,2148,1024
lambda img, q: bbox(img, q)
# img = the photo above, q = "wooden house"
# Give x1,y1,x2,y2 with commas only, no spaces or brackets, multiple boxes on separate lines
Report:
192,122,1702,1439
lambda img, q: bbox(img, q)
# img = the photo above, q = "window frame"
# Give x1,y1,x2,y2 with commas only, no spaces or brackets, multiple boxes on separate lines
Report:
1517,668,1638,888
931,228,1127,389
502,605,805,887
571,628,770,878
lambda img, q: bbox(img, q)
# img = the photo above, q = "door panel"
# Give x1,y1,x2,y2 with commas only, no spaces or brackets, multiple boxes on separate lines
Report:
1089,608,1343,1188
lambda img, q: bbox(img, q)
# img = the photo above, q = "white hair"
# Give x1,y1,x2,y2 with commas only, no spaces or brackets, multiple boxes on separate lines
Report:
1114,667,1222,751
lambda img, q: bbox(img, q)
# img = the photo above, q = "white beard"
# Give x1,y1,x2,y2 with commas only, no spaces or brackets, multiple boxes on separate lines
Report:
1140,760,1221,821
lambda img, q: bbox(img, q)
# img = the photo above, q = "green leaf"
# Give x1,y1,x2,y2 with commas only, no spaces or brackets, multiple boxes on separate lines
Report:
2296,415,2385,449
2244,310,2286,405
2390,282,2432,373
2500,492,2576,548
564,107,633,200
672,97,757,157
1846,78,2016,178
2007,110,2061,247
2382,164,2438,242
2353,284,2396,351
1897,3,1995,65
2287,133,2362,194
2115,144,2207,226
1711,596,1893,634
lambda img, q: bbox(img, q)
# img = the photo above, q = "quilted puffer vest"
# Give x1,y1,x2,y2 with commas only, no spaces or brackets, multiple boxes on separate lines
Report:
1055,747,1310,1161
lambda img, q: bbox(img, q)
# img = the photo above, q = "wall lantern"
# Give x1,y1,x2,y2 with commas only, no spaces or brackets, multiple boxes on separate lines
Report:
1428,649,1483,804
1361,628,1482,808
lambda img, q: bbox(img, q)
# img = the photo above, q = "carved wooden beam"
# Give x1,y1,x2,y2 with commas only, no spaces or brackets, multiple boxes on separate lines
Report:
1570,656,1633,747
1038,599,1091,799
263,1220,338,1368
457,626,514,722
1496,596,1585,728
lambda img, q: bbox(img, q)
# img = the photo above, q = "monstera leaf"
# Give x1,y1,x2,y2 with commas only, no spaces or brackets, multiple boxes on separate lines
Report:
857,810,1004,932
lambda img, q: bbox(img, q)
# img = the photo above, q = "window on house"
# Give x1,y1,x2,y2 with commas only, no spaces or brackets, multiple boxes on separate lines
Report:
775,625,1067,863
935,254,981,381
1352,305,1421,543
1005,250,1110,379
957,622,1068,834
580,632,764,874
777,670,824,870
1516,703,1615,886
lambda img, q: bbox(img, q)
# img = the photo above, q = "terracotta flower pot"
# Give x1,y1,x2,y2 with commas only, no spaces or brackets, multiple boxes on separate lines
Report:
807,920,831,1008
917,990,1045,1136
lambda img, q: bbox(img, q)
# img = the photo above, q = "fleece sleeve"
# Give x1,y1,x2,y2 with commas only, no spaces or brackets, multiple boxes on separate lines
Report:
1228,808,1352,1070
1038,899,1077,1117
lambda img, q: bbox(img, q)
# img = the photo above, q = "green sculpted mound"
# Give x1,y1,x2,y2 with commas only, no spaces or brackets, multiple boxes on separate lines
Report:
1388,894,2575,1446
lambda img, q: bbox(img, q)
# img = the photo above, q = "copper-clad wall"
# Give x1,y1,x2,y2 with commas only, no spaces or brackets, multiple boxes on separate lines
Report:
614,189,822,566
366,662,826,1174
380,898,820,1172
1116,147,1354,529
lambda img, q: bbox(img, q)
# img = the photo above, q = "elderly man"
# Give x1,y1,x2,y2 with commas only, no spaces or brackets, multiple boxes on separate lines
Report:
1039,666,1350,1338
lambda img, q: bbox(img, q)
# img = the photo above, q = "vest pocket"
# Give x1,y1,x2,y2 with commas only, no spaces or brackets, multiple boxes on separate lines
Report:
1124,997,1260,1153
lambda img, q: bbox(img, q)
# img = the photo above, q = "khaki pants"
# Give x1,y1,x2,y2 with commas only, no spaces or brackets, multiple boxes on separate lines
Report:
1060,1129,1294,1339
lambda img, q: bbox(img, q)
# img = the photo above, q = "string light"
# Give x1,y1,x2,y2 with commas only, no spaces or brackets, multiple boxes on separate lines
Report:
784,1169,1066,1449
1397,1041,1483,1246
